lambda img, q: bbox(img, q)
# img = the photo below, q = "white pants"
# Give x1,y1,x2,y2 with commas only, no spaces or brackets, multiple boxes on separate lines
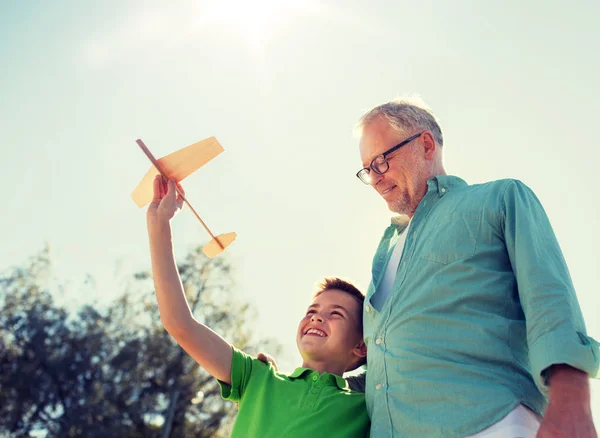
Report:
466,405,542,438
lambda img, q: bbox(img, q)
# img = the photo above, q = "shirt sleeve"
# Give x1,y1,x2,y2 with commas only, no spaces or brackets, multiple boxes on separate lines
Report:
218,346,253,402
502,180,599,393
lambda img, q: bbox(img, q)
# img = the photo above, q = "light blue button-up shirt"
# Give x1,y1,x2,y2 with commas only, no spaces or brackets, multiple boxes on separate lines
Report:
364,175,599,437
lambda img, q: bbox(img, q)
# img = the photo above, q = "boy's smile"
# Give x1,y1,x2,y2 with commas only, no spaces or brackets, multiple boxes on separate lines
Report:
303,327,327,337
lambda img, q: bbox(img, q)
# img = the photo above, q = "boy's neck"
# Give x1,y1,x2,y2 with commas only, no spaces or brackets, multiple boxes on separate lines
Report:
301,360,345,377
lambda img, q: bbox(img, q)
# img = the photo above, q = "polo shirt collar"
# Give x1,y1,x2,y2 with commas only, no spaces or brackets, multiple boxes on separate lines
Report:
288,368,349,390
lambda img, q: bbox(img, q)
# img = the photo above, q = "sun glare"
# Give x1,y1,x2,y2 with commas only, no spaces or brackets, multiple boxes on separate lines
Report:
203,0,304,48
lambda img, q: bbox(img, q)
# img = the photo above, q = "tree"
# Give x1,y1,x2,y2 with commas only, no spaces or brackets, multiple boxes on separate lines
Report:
0,246,280,437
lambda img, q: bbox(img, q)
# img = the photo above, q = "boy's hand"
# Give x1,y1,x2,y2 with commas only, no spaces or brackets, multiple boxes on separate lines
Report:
147,175,185,224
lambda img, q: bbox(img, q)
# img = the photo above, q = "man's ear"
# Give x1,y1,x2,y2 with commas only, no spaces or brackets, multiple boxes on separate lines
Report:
353,340,367,359
422,131,437,160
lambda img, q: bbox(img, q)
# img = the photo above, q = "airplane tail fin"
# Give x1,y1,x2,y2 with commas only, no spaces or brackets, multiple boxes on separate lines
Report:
202,232,237,258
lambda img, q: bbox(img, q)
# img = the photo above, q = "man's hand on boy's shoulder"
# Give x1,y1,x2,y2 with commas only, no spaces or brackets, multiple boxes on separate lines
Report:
257,352,279,371
346,372,366,393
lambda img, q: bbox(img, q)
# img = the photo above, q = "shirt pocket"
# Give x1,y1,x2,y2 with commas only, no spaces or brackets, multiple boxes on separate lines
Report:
421,213,478,265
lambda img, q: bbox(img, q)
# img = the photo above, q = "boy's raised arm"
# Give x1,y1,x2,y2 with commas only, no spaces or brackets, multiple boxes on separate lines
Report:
147,176,233,384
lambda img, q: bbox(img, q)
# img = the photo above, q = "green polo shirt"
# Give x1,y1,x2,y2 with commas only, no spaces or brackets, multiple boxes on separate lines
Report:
219,347,370,437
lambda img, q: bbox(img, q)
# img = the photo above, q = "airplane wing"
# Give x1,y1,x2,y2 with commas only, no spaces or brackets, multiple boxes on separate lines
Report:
131,136,224,207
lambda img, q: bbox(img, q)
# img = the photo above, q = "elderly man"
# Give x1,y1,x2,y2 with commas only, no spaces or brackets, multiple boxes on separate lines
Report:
355,98,599,437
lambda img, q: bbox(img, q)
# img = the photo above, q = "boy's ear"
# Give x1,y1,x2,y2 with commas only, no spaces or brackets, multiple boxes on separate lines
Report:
353,340,367,359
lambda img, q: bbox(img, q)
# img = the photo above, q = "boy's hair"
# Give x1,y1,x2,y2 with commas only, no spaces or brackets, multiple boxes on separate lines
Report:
313,277,365,310
313,277,366,371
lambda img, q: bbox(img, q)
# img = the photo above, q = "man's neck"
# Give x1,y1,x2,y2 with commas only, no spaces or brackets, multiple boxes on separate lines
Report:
406,169,448,218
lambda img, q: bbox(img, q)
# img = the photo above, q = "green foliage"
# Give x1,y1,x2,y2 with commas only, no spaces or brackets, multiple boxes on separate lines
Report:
0,246,280,437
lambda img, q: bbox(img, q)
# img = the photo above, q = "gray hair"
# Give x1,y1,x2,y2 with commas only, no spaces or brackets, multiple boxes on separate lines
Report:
356,96,444,147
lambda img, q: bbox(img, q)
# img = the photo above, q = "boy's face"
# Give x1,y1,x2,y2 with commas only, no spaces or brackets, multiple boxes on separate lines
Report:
296,289,364,371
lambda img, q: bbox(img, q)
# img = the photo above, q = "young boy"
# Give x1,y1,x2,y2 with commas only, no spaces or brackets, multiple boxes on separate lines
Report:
146,176,370,437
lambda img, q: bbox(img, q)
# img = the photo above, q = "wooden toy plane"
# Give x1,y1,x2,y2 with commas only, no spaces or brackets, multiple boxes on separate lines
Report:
131,137,236,258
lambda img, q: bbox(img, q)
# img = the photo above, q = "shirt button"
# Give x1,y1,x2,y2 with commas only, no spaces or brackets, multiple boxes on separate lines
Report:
366,305,371,312
375,384,382,390
312,375,318,381
441,187,446,193
375,338,382,345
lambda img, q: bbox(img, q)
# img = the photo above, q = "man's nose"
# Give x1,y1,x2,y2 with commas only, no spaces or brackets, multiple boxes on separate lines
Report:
371,172,384,187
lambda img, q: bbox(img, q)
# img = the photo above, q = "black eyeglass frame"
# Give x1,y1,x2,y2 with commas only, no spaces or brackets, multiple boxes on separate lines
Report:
356,131,425,184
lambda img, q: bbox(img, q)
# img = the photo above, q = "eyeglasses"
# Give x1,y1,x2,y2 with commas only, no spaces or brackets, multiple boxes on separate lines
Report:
356,131,424,185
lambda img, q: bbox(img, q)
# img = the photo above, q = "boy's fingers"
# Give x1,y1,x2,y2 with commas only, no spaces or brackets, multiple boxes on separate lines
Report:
152,175,166,201
152,175,160,200
168,179,186,205
166,178,177,199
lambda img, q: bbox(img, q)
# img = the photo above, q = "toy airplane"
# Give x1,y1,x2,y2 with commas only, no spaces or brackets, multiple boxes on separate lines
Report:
131,137,236,258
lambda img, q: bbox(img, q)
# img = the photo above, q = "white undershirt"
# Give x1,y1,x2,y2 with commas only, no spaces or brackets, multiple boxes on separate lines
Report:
371,221,411,311
466,405,541,437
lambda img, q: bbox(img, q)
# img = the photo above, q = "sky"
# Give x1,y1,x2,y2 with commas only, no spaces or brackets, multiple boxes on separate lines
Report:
1,0,599,423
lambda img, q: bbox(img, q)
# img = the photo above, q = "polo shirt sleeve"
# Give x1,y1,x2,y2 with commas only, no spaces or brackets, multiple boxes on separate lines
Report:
218,346,254,402
502,179,599,392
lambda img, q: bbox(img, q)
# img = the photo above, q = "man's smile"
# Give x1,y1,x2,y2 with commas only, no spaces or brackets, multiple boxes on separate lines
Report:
381,185,396,196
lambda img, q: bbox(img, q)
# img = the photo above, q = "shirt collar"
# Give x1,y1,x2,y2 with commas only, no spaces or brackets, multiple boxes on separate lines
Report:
389,175,467,226
288,368,349,390
427,174,468,197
